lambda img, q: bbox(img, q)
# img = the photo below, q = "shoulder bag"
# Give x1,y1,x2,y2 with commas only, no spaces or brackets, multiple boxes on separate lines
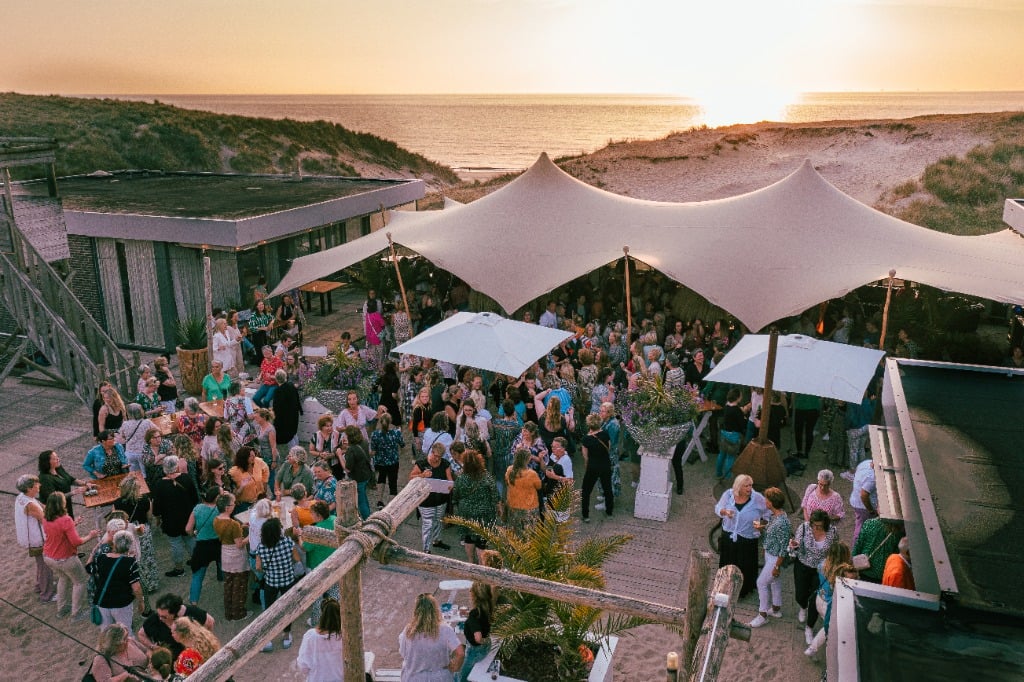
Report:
91,556,123,625
853,532,894,571
781,522,806,569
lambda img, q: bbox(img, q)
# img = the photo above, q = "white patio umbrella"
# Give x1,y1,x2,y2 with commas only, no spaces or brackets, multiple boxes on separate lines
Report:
392,311,573,377
704,333,885,403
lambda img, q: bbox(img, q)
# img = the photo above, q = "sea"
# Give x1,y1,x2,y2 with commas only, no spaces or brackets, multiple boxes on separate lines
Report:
108,92,1024,177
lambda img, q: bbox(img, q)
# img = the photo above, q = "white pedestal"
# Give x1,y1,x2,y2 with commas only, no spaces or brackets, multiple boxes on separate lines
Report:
634,447,673,522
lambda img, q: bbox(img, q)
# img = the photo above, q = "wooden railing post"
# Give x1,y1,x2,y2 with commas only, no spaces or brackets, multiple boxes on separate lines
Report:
334,480,367,682
681,549,715,676
687,565,743,682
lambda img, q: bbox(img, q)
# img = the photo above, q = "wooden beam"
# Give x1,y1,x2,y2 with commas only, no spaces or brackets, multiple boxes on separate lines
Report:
687,565,743,682
189,479,431,682
334,481,366,682
378,544,689,629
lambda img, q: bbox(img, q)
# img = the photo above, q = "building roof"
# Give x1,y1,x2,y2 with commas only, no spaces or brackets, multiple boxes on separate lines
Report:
896,362,1024,618
25,171,413,219
16,171,425,248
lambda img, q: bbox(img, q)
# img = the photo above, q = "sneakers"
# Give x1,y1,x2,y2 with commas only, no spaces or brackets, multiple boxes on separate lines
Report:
822,433,830,442
749,615,768,628
282,634,293,649
596,495,605,503
768,608,782,619
798,607,807,623
377,501,385,509
594,502,606,511
262,642,274,653
804,645,817,658
805,626,814,645
432,540,451,551
165,568,185,578
583,517,591,523
840,471,855,482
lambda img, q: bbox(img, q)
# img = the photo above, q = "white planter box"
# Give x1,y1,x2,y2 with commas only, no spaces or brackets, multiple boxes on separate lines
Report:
467,635,618,682
633,446,673,521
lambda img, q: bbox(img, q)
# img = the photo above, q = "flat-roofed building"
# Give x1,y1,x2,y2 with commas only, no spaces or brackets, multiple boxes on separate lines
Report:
16,171,424,350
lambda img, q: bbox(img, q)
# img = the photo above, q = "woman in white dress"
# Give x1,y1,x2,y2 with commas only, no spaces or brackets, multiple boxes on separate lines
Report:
212,318,237,377
296,597,344,681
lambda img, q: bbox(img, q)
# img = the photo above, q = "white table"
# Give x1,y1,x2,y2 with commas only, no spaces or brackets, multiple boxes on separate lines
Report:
679,400,721,463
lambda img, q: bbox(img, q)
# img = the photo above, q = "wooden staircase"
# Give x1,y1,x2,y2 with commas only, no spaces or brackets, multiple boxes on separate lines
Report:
0,139,135,404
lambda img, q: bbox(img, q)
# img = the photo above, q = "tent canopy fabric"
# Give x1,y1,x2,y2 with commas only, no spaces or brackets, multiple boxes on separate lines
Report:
273,153,1024,331
391,311,573,377
704,333,886,403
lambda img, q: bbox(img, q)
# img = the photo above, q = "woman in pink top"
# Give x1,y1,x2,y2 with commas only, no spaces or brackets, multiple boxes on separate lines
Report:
801,469,846,525
43,491,99,619
337,390,378,444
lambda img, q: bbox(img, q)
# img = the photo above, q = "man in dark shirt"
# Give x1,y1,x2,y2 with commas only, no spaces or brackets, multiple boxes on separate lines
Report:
272,369,303,450
137,592,216,657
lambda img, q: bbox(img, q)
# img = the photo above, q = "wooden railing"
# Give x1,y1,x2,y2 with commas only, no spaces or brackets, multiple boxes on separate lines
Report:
1,207,134,401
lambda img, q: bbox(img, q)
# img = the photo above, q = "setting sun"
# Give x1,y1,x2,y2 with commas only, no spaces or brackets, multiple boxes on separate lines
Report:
694,86,799,128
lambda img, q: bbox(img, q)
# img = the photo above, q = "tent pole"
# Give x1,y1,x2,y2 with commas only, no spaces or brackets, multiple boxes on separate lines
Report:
623,246,632,349
386,229,411,335
878,269,897,351
755,327,779,445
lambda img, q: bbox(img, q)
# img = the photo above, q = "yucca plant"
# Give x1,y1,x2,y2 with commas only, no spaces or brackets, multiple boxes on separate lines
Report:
447,484,651,681
174,316,208,350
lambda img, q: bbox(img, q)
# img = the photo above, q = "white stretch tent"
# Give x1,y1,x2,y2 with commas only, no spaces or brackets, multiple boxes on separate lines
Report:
272,153,1024,331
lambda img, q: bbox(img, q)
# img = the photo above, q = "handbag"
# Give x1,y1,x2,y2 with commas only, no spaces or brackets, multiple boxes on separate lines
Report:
92,556,123,626
781,522,808,569
853,532,894,571
81,656,106,682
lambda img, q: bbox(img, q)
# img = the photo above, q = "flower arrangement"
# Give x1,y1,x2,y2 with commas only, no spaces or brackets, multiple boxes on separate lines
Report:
615,375,702,449
301,345,378,410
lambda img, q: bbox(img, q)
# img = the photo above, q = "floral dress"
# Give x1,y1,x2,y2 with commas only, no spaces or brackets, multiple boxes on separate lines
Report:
370,428,404,469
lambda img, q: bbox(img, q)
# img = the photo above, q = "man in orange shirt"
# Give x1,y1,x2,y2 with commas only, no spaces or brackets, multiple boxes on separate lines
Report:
882,536,914,590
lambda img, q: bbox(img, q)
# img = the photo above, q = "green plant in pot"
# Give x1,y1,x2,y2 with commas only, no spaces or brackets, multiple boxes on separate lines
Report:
175,316,209,396
448,484,651,681
616,374,701,450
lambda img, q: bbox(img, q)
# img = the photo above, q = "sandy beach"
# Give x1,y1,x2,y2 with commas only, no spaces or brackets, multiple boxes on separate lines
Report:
4,111,1019,681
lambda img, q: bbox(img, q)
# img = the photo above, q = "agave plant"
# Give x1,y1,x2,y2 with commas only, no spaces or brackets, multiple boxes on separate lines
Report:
174,316,208,350
447,484,652,681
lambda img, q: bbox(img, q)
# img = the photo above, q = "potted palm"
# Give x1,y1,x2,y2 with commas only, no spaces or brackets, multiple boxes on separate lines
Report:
616,375,701,521
175,317,208,396
450,485,647,682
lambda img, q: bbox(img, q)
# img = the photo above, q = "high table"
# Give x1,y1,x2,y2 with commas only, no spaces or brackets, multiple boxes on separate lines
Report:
84,471,150,508
299,280,346,316
152,413,180,436
679,399,722,463
234,496,295,531
199,400,224,419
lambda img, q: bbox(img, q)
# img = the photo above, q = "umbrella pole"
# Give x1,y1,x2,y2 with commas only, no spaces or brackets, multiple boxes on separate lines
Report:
623,246,632,348
878,269,897,350
385,228,411,338
755,328,779,445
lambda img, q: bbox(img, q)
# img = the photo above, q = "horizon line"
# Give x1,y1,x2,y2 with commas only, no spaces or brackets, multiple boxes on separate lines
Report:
13,89,1024,98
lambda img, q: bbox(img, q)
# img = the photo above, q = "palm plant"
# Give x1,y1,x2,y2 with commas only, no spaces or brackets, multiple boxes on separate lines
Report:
447,484,651,681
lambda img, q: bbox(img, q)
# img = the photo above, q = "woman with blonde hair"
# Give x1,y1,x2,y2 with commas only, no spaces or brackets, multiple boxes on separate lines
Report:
172,615,222,676
112,474,159,613
229,445,269,514
714,473,767,598
409,386,432,453
97,385,126,435
212,317,237,378
805,543,856,658
86,622,148,682
398,593,465,681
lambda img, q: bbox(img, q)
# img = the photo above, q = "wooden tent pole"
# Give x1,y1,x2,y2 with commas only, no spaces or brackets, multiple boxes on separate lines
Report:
386,227,411,333
623,246,632,349
755,328,779,445
878,269,897,351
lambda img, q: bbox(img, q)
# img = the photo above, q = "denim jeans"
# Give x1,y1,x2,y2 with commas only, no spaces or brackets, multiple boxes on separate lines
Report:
356,480,370,519
460,641,492,681
253,383,277,408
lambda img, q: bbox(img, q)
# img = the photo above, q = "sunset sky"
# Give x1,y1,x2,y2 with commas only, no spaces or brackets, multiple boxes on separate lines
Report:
4,0,1023,96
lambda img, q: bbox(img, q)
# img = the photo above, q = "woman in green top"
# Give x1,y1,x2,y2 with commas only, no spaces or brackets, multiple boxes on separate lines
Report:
452,450,500,564
201,360,232,402
303,500,339,626
248,299,274,362
185,486,222,605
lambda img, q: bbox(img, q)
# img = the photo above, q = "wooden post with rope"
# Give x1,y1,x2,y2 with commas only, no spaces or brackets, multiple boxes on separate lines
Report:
878,269,897,351
334,480,367,681
623,245,632,348
687,564,744,682
680,549,716,677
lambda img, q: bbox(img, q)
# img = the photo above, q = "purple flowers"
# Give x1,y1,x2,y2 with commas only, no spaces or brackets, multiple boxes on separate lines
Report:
615,376,701,445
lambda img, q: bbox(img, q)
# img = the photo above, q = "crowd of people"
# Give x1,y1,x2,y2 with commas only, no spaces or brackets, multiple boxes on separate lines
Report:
11,269,943,682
